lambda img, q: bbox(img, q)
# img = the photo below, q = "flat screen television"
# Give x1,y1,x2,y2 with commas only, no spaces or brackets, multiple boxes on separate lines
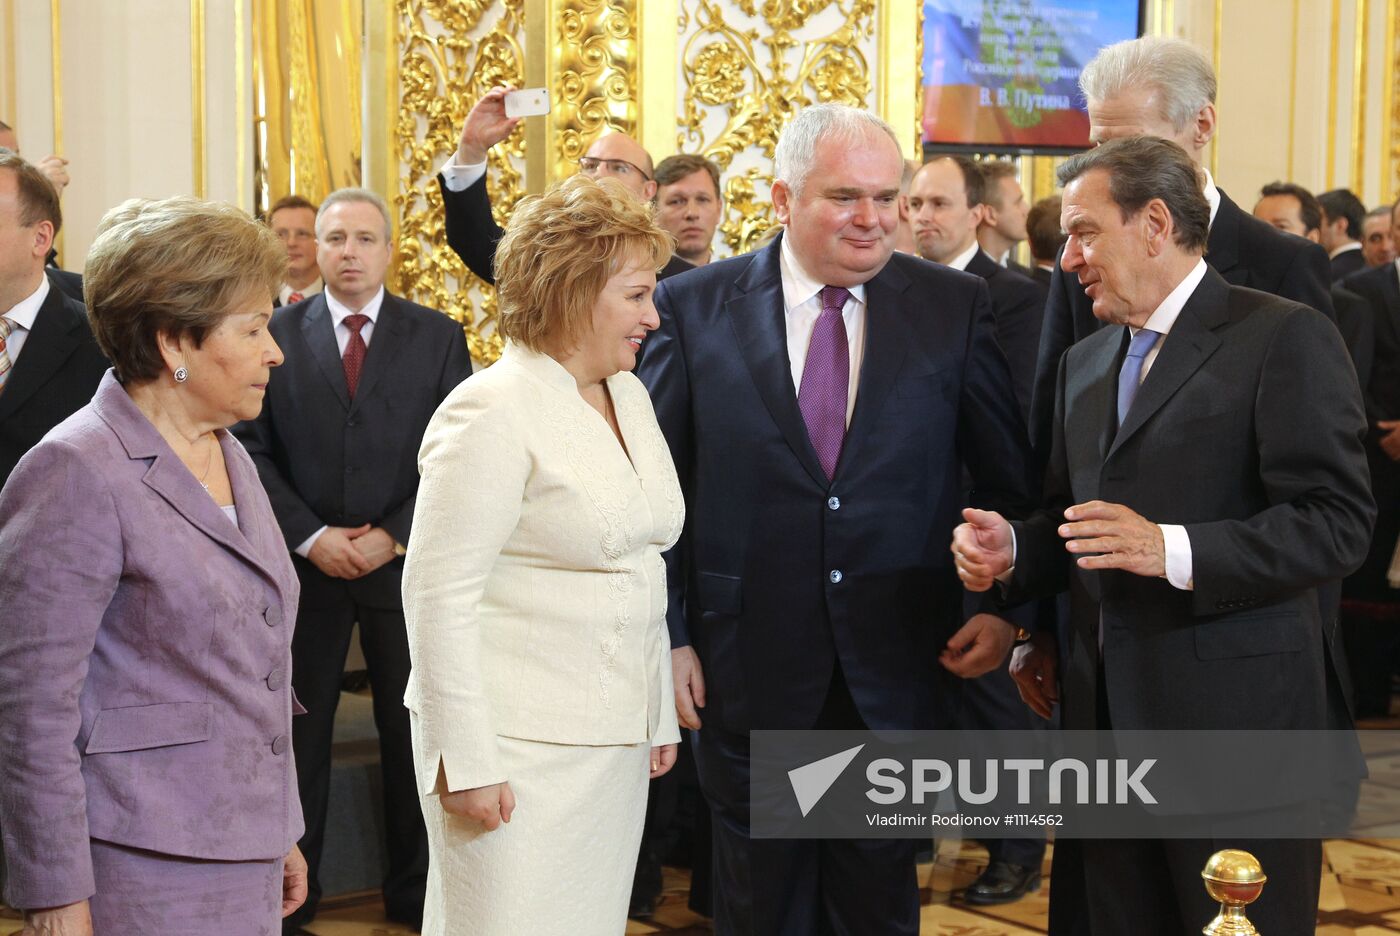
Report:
921,0,1146,155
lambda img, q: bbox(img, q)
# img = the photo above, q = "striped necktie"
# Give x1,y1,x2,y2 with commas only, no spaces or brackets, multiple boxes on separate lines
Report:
0,317,13,392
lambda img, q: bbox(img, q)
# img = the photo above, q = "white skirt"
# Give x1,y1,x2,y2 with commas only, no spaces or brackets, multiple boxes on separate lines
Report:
419,734,651,936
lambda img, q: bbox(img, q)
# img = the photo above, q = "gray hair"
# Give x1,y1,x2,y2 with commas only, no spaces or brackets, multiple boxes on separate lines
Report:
774,104,901,194
1079,36,1216,132
316,187,393,241
1057,136,1210,252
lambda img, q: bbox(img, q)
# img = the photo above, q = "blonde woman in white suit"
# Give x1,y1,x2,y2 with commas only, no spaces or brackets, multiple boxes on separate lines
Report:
402,175,683,935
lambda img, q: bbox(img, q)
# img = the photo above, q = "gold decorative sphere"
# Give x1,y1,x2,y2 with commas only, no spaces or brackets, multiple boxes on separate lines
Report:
1202,850,1266,935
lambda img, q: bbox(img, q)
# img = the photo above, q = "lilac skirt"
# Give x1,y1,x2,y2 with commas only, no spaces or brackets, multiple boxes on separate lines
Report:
87,838,284,936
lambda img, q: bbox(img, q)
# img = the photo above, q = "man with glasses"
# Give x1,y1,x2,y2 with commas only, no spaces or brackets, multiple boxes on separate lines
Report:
439,86,694,286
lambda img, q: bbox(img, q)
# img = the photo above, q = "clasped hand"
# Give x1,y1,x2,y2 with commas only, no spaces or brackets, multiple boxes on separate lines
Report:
307,524,398,579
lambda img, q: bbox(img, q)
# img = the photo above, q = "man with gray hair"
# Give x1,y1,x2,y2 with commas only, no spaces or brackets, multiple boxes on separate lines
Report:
1030,35,1333,465
638,103,1035,934
955,136,1372,936
234,186,472,934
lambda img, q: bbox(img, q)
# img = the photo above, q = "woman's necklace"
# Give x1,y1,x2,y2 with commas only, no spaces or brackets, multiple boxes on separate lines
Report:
196,434,215,492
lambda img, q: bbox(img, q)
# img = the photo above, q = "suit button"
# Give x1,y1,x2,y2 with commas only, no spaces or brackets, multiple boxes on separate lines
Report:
267,667,287,691
827,496,841,510
829,570,843,584
272,734,289,756
264,606,281,628
346,419,356,427
345,466,357,475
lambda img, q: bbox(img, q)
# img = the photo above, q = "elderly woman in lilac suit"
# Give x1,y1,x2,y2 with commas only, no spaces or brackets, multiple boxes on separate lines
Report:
0,196,305,934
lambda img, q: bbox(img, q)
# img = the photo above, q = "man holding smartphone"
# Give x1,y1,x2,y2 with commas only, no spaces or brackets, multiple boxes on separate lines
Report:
438,87,693,286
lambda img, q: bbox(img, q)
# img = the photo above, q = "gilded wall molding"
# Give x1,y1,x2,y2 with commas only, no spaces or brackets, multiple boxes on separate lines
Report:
553,0,638,182
677,0,878,255
393,0,525,365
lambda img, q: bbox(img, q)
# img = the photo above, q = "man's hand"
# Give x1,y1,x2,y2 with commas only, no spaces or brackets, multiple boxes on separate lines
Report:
455,87,523,166
939,613,1016,678
650,743,678,779
441,781,516,831
281,845,308,918
21,900,92,936
672,646,706,730
1378,420,1400,461
34,154,70,194
1008,632,1059,720
349,526,399,573
307,524,373,579
952,507,1015,591
1059,501,1164,577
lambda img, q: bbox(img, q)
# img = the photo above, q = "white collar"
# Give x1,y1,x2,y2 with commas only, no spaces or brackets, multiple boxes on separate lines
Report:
2,273,50,331
1135,258,1209,338
1201,168,1221,229
1329,242,1362,259
324,285,385,325
779,234,867,309
943,239,981,272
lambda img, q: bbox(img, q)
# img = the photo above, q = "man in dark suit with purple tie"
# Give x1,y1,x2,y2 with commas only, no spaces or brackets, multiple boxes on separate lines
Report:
638,104,1035,935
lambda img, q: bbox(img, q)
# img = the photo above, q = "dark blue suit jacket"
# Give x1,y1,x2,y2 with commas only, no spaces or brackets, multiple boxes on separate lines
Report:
637,238,1036,732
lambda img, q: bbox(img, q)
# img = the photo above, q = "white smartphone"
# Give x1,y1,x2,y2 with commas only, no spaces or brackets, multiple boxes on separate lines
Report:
504,88,551,118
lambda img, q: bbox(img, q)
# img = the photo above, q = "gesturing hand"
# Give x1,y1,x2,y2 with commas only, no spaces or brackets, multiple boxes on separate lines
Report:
1059,500,1164,578
442,781,516,831
455,87,523,166
1378,420,1400,461
951,507,1015,592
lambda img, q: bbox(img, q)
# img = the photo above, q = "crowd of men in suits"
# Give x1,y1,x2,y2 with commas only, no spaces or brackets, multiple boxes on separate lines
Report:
2,28,1400,936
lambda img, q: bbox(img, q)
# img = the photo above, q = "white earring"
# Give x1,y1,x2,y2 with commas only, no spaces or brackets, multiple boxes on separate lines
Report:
173,366,188,383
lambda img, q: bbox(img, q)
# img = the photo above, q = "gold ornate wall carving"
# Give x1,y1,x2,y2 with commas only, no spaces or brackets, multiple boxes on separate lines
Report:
677,0,878,255
553,0,638,180
392,0,526,365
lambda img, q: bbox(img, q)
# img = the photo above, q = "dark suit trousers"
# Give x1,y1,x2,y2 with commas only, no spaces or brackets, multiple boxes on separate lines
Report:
1048,664,1322,936
696,665,919,936
282,597,429,931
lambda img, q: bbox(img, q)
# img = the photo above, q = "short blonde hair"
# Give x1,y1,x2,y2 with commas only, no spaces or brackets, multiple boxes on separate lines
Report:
85,196,286,383
494,175,671,352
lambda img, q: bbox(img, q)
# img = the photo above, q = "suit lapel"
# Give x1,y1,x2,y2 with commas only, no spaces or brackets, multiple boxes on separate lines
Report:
1106,270,1227,460
1383,265,1400,339
349,293,406,409
1205,190,1242,279
300,295,351,410
837,262,910,479
1066,328,1127,493
726,244,829,487
89,377,283,586
0,284,85,420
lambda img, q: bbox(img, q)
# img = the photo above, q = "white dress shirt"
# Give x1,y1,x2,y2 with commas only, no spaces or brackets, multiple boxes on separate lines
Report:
278,277,323,307
1330,242,1363,260
1,274,50,366
1201,169,1222,229
942,239,981,273
440,158,487,193
780,235,867,427
294,287,387,557
1129,257,1210,591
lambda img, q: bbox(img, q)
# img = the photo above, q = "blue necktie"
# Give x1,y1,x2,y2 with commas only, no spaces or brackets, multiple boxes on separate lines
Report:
1117,328,1161,427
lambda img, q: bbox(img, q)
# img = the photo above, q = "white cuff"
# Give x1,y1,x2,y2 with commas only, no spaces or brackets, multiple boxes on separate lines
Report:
1160,524,1194,590
295,525,328,558
994,524,1018,585
439,159,487,192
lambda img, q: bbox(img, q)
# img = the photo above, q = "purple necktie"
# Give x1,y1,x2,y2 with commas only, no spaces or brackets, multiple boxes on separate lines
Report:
798,286,851,480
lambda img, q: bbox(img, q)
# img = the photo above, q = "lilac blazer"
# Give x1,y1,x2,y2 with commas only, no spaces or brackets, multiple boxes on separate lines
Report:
0,372,303,910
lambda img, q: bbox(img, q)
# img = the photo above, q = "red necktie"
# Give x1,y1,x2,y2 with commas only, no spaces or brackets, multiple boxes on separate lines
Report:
287,291,305,304
342,314,370,398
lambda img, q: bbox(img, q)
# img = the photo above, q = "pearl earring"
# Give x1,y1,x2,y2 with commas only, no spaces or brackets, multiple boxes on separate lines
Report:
174,366,189,383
